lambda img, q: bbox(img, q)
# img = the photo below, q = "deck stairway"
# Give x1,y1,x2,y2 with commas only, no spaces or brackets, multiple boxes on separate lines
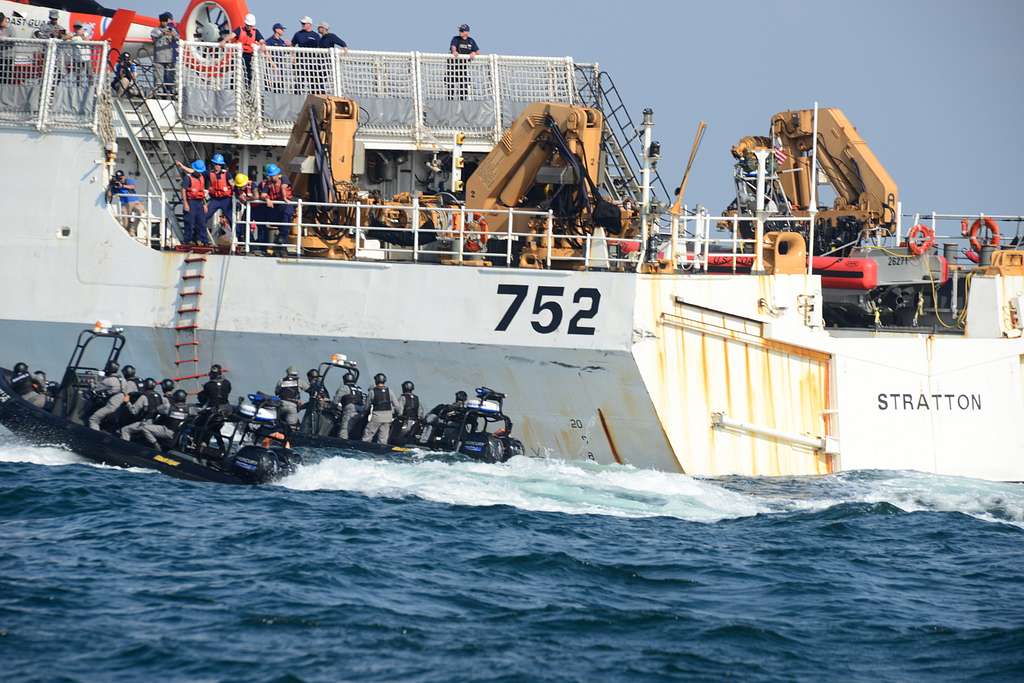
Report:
575,69,670,217
112,91,205,244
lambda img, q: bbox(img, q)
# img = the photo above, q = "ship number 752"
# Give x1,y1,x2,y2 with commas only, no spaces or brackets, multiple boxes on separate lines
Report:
495,284,601,335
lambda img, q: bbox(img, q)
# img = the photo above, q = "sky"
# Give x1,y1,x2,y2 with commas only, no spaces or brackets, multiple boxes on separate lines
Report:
129,0,1023,217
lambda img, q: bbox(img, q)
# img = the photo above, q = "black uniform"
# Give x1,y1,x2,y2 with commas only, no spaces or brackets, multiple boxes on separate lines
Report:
198,377,232,409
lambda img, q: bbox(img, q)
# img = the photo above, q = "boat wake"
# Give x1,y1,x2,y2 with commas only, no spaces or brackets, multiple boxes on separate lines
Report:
3,423,1021,527
281,453,1024,526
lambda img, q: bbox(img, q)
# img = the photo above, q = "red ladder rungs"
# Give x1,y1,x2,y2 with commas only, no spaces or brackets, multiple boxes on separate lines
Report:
182,274,205,280
173,372,208,381
174,341,199,347
177,307,200,314
175,323,198,331
184,256,208,263
179,291,202,298
174,358,199,365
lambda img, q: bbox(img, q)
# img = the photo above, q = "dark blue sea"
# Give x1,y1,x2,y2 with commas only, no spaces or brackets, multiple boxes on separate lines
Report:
2,436,1023,682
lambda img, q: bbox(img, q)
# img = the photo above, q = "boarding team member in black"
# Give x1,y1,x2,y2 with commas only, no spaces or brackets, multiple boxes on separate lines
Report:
142,390,190,448
337,371,366,439
394,381,424,443
275,366,306,426
121,378,164,442
197,364,232,411
447,23,479,100
362,373,396,444
122,364,139,395
10,362,46,409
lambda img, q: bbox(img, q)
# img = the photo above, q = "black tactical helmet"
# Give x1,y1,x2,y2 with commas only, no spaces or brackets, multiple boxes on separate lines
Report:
13,361,28,374
373,373,386,385
143,378,157,391
455,390,467,403
122,365,137,380
158,11,173,21
307,369,320,380
401,380,414,393
104,360,120,375
171,389,188,403
160,379,175,393
209,364,222,379
343,372,356,386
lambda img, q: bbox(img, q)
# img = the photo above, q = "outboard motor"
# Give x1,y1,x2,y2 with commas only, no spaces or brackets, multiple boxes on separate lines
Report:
226,446,293,484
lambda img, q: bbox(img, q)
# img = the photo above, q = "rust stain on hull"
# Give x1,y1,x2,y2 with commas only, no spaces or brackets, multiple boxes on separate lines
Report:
597,408,625,466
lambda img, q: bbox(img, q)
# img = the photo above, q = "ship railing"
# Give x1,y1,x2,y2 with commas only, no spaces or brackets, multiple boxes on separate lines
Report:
899,211,1024,266
176,41,587,141
229,198,638,269
108,192,167,249
0,37,109,132
669,211,815,273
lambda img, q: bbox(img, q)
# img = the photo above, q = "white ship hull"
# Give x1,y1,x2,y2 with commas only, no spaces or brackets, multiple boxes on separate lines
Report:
3,129,1023,481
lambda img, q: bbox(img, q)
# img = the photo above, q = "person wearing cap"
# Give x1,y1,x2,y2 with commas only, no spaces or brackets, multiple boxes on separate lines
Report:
266,23,289,47
150,12,178,97
176,159,209,246
34,10,62,39
231,173,255,246
204,153,233,241
316,22,347,54
257,164,295,255
292,17,319,49
63,22,93,84
220,13,264,84
447,24,479,101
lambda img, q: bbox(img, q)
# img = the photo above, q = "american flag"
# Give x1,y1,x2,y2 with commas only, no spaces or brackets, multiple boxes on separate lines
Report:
773,136,787,164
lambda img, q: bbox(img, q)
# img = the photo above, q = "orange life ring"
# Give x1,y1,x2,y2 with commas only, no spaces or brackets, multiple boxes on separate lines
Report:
448,212,489,252
907,224,935,256
965,216,1000,264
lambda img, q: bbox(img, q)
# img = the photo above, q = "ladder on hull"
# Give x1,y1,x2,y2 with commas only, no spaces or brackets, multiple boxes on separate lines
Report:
172,254,207,392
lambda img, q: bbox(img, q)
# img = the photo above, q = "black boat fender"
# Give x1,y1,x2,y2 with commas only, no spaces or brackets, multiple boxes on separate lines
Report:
225,445,301,485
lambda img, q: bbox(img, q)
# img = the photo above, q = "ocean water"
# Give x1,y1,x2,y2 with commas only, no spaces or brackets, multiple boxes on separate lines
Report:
1,438,1023,682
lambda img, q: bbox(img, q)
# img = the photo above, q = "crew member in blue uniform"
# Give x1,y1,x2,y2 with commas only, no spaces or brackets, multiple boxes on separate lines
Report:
291,16,319,48
205,153,233,240
178,159,209,245
447,24,479,100
317,22,347,53
266,23,289,47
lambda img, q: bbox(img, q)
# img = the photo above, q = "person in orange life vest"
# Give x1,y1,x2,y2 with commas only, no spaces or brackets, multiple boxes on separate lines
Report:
204,153,233,235
220,13,265,84
178,159,209,245
231,172,255,242
257,164,295,249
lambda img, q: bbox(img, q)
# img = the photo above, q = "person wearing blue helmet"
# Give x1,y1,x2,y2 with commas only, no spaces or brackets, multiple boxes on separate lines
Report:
175,158,209,245
257,163,295,255
205,153,233,242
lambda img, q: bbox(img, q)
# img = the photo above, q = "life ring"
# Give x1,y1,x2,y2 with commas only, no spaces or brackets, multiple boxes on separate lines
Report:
447,212,489,252
965,216,1000,264
907,224,935,256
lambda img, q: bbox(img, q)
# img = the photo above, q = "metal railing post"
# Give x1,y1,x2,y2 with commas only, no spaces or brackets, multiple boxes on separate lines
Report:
38,40,57,130
354,199,362,259
506,206,514,265
490,54,502,143
412,52,424,145
296,199,303,258
546,210,553,268
412,194,420,262
244,202,251,254
458,205,466,263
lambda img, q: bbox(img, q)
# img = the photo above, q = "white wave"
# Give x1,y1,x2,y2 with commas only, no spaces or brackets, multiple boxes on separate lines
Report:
280,455,766,522
0,443,85,467
837,470,1024,527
